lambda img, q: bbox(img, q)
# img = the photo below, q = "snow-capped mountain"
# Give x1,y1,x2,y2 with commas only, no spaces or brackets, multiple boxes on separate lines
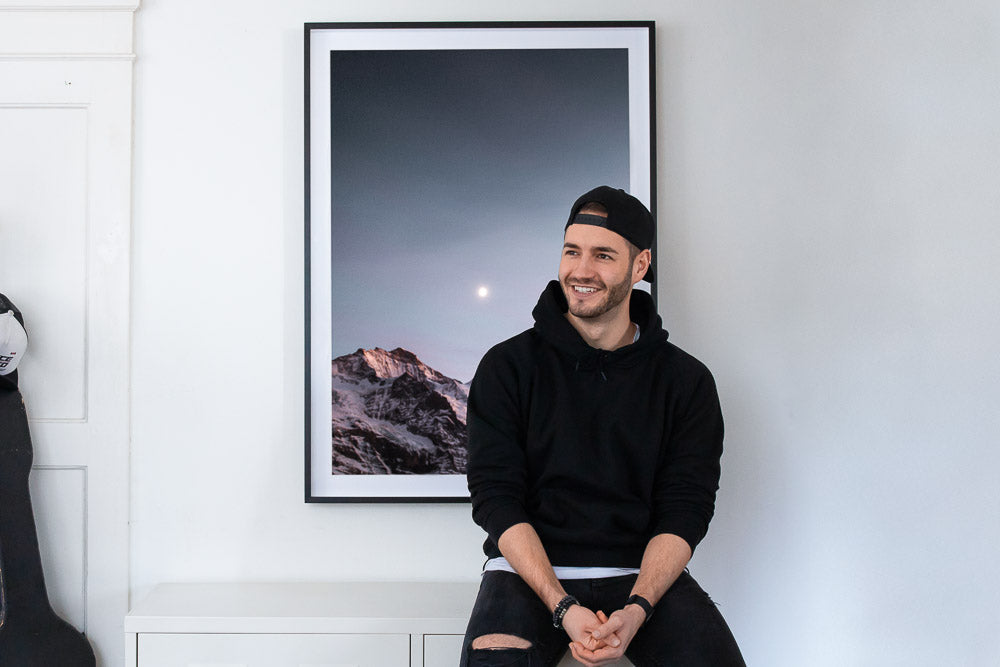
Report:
330,347,469,475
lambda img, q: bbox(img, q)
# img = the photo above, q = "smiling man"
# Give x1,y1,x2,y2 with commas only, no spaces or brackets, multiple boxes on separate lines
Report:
462,186,745,667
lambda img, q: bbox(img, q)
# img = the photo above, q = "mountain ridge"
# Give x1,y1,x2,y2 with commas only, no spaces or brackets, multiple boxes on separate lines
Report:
330,347,469,475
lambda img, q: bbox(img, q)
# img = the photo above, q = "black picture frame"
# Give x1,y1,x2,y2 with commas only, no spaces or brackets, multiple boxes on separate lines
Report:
306,21,656,502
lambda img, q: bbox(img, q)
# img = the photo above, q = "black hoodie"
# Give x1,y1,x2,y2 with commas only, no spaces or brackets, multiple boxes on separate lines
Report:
466,280,724,568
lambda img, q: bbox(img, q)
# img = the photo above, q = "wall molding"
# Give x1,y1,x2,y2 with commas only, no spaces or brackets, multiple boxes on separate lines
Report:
0,2,138,9
0,54,137,61
0,7,136,58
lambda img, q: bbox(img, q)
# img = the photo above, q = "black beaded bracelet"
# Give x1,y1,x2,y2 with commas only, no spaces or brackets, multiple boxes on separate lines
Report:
626,594,654,624
552,594,580,629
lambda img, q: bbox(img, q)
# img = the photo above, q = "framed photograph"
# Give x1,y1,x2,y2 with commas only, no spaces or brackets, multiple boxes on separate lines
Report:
306,21,656,502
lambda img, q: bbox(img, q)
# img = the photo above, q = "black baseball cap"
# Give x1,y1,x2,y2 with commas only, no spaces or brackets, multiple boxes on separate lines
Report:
565,186,655,283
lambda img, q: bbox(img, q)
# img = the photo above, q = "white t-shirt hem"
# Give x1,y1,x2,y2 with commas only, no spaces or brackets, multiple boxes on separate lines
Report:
483,557,639,580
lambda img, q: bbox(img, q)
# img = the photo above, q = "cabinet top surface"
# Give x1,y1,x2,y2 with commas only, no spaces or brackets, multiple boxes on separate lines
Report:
125,581,481,633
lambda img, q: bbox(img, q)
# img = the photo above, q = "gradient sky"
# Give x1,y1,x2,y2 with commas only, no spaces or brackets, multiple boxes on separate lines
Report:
330,48,630,382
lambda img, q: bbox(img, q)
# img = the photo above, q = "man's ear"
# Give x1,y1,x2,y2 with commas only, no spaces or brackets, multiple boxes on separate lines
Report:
633,249,652,282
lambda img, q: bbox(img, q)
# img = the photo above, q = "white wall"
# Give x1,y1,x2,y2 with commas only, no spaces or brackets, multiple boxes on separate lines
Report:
131,1,1000,665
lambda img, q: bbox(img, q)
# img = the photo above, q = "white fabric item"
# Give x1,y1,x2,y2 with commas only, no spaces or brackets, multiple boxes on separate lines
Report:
0,310,27,376
483,557,639,580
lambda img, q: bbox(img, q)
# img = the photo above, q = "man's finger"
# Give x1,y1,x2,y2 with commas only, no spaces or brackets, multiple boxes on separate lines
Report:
569,642,612,667
570,641,624,667
569,642,601,667
589,644,625,663
591,615,625,643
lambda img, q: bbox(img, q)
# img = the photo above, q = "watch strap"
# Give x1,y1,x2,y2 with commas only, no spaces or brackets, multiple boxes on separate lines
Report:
626,594,654,624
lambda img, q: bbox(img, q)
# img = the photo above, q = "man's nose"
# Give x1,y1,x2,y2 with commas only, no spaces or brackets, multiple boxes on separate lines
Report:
573,255,599,276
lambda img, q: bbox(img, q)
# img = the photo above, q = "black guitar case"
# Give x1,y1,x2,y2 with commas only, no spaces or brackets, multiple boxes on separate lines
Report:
0,293,96,665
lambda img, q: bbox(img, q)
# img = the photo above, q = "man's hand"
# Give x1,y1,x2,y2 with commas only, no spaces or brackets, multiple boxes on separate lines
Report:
562,606,620,654
568,605,646,666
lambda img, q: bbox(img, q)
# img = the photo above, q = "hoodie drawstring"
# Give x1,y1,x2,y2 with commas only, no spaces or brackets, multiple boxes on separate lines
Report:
574,354,608,381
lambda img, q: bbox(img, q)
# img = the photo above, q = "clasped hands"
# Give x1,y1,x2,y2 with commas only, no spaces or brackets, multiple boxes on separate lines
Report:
562,602,646,666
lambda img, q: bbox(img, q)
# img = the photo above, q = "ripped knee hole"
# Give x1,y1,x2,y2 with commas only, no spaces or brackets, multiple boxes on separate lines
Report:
471,633,532,650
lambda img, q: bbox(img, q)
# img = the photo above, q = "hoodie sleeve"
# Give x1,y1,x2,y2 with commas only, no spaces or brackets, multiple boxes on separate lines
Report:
650,362,724,553
466,344,532,548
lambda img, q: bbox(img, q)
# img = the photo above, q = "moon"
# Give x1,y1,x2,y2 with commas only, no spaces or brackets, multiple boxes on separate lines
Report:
477,285,490,299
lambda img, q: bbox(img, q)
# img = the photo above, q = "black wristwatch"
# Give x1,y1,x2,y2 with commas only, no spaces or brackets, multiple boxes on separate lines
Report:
626,594,654,624
552,594,580,629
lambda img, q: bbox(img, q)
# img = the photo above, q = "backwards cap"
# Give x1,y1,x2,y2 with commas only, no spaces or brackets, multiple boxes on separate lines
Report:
565,185,655,283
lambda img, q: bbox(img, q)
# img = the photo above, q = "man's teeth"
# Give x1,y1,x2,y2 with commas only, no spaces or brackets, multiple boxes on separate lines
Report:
574,286,597,293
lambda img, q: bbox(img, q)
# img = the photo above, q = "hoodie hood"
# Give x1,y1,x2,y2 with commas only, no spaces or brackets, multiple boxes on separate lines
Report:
531,280,668,366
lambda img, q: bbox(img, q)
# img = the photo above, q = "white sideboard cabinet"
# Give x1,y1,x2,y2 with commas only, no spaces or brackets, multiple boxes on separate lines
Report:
124,582,476,667
125,582,625,666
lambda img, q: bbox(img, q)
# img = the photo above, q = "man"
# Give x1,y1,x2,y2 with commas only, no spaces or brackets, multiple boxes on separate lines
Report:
462,186,745,666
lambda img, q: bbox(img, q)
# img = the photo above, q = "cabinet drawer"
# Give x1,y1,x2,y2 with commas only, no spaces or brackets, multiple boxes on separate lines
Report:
138,633,409,667
423,634,464,666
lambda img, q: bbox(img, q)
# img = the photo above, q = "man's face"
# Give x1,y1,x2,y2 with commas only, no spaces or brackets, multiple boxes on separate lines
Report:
559,223,635,320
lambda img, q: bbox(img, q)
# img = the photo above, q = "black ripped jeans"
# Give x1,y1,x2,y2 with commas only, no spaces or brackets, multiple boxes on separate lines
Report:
460,570,745,667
